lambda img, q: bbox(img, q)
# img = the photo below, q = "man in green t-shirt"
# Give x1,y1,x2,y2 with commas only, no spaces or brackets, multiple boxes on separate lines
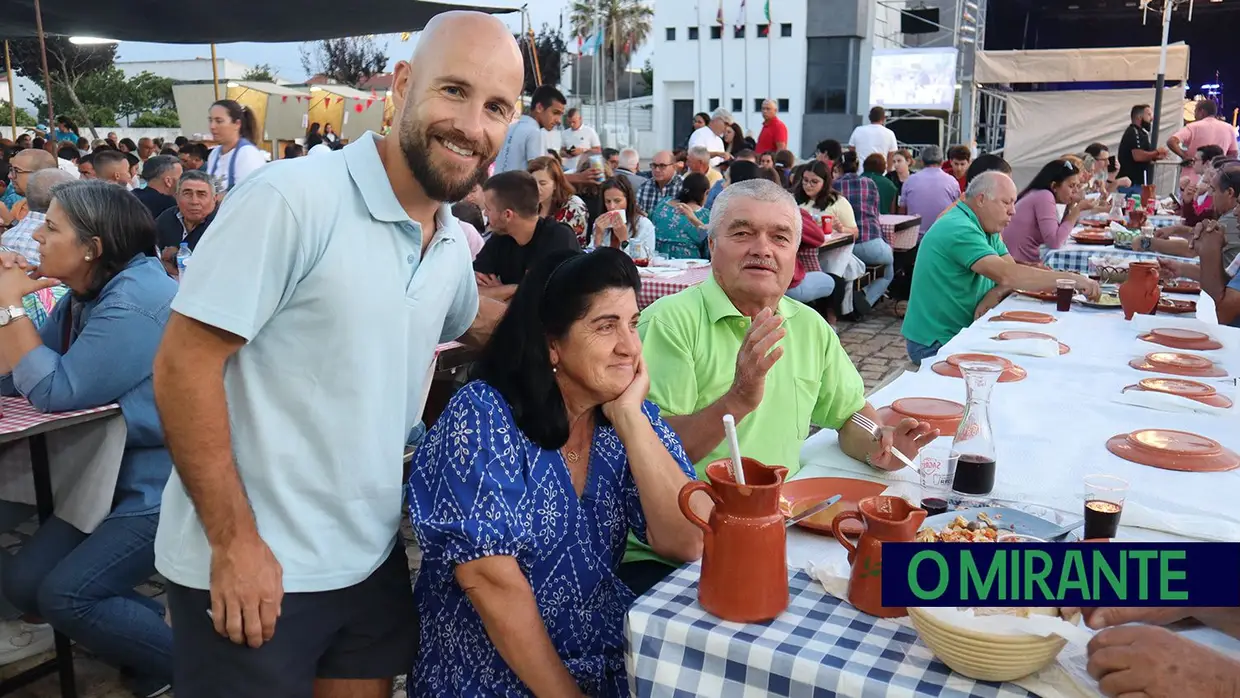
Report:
902,171,1100,364
622,179,940,594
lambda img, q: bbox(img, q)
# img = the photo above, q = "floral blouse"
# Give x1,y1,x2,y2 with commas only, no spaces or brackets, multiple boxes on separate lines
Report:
554,195,591,248
407,381,695,697
651,200,710,260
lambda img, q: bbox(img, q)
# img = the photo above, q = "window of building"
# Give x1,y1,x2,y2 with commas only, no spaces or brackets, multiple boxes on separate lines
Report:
709,98,720,111
734,25,746,39
757,24,770,37
688,26,700,40
710,25,722,39
805,37,857,114
753,98,764,113
780,23,793,37
732,98,743,112
666,27,676,41
778,98,790,111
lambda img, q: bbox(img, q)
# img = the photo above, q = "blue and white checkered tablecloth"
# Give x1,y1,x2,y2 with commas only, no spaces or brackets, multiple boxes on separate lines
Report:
1039,244,1194,275
625,564,1034,698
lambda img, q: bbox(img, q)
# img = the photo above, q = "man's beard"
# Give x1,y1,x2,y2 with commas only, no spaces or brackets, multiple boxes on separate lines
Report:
399,117,491,203
1141,119,1152,129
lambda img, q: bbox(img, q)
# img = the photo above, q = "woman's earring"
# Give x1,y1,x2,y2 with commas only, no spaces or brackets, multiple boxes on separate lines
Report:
84,255,92,261
552,366,557,373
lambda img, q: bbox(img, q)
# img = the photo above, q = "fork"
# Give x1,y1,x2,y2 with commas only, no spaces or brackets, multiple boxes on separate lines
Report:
848,413,919,472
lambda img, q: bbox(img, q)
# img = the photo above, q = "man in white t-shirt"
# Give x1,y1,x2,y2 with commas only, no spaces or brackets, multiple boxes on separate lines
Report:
688,107,732,168
560,108,601,158
848,106,900,169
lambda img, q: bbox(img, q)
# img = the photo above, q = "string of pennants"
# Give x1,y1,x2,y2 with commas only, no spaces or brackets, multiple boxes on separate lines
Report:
279,90,385,113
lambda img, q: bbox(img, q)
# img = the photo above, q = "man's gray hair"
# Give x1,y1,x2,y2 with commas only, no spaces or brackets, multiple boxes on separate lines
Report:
178,169,213,190
964,170,1013,200
919,145,944,166
140,154,180,182
707,179,802,243
25,169,76,213
618,147,640,171
711,108,734,125
762,98,777,110
687,145,710,162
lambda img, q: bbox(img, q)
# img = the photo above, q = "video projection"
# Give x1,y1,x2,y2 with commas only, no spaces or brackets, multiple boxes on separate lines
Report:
870,48,959,111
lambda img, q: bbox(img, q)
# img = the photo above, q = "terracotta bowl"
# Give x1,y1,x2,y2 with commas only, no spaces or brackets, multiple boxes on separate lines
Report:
1128,352,1227,378
877,397,965,436
1106,429,1240,472
1138,328,1223,351
993,330,1070,354
1123,377,1234,409
933,353,1028,382
1161,280,1201,294
989,310,1056,324
1157,298,1197,315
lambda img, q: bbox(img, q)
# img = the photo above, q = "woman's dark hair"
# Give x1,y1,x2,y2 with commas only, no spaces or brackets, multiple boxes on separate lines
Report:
774,149,796,170
212,99,258,143
601,176,644,236
726,161,760,185
758,167,782,185
451,201,485,233
794,159,839,209
694,111,710,125
678,172,711,206
838,151,861,174
1019,158,1079,200
307,122,321,137
965,154,1012,186
473,247,640,449
527,155,576,215
48,180,158,301
727,123,745,154
1197,145,1225,165
124,152,140,168
118,138,138,153
174,136,189,148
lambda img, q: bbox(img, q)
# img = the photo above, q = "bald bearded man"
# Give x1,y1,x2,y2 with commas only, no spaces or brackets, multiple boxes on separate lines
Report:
5,148,57,222
151,12,523,698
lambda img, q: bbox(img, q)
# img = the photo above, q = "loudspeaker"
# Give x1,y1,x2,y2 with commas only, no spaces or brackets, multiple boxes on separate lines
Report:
901,8,940,34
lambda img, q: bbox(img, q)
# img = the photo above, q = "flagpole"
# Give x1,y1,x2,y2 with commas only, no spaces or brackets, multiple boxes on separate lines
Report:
612,16,619,146
766,1,772,118
742,1,749,138
696,2,703,114
718,1,724,114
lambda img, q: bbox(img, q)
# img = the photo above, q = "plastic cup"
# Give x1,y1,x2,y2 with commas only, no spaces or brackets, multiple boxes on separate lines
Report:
917,443,957,515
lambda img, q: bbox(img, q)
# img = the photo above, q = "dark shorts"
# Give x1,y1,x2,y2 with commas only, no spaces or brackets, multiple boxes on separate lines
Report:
166,543,418,698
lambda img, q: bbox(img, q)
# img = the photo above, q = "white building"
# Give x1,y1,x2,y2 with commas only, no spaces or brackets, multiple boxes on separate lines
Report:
651,0,904,157
118,58,270,83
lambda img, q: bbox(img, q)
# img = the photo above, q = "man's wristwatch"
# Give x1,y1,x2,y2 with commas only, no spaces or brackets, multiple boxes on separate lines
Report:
0,306,27,327
1139,236,1154,252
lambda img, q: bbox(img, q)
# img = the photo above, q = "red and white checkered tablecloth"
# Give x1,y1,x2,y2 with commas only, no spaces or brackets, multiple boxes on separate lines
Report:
0,397,119,438
880,214,922,251
637,266,712,308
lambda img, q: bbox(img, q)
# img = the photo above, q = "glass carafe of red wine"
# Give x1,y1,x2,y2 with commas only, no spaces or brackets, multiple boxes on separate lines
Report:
951,361,1002,496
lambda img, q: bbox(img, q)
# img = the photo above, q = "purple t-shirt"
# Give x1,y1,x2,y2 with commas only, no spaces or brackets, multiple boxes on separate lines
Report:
899,167,961,238
1001,189,1075,264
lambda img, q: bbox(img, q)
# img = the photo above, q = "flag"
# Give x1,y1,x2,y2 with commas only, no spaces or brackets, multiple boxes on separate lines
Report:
581,29,604,55
764,0,771,22
716,0,724,25
577,34,584,53
735,0,747,30
399,32,412,42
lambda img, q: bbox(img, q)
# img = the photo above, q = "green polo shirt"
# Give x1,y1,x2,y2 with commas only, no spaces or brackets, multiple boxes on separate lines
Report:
625,274,865,564
902,202,1009,348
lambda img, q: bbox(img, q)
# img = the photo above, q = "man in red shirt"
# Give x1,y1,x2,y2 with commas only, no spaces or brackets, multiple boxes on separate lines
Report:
755,99,788,155
941,144,971,192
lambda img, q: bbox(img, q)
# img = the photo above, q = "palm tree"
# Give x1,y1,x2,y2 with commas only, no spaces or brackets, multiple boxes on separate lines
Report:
569,0,653,98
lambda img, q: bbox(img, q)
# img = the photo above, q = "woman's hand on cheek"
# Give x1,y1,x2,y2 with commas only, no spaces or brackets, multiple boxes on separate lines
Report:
0,264,58,307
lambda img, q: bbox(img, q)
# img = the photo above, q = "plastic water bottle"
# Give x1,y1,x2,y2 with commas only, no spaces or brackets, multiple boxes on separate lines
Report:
176,242,191,276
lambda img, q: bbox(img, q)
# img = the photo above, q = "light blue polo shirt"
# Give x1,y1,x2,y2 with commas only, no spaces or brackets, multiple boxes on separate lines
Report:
154,132,479,593
493,114,546,173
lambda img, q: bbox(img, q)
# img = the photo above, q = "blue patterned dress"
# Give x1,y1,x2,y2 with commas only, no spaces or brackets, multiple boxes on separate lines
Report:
406,381,695,697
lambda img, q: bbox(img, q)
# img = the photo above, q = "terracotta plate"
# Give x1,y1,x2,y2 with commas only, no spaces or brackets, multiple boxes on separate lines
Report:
994,330,1070,354
1139,327,1223,351
1106,429,1240,472
1071,235,1114,246
1157,298,1197,315
946,353,1013,369
781,477,887,536
990,310,1056,324
1161,280,1202,294
877,397,965,436
933,358,1028,383
1014,289,1058,302
1123,378,1234,408
1129,352,1227,378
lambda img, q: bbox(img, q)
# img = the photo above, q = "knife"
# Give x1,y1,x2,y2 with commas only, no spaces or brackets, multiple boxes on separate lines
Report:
785,494,843,528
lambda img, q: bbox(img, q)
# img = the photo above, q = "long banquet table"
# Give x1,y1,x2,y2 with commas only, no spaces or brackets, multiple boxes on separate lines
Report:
626,291,1240,698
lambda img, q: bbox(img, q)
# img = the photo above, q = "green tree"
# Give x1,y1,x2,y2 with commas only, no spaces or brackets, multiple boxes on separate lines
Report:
132,109,181,128
7,37,116,137
29,68,175,128
2,102,37,128
241,63,278,82
640,58,653,97
517,25,567,95
299,37,387,89
569,0,653,97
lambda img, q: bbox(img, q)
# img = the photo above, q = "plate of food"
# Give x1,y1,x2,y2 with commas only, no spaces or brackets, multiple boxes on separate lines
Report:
1157,297,1197,314
915,508,1080,542
1013,289,1057,303
1161,279,1201,294
1077,293,1122,309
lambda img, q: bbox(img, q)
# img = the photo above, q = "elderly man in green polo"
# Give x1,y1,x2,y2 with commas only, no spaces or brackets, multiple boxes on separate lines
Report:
618,178,939,595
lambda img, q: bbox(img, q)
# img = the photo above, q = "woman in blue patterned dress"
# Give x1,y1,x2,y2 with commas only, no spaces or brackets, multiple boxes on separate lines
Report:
651,172,711,260
407,247,708,697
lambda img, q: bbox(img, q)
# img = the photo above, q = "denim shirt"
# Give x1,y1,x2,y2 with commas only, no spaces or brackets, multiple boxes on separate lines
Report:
1,254,178,519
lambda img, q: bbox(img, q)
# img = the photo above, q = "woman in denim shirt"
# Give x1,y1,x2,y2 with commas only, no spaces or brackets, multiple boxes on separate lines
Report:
0,180,176,695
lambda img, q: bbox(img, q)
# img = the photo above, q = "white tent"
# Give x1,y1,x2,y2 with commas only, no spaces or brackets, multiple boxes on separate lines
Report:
977,44,1189,193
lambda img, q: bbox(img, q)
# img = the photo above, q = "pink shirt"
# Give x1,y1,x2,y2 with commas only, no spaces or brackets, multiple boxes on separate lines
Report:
1000,189,1074,263
459,221,485,259
1174,119,1239,176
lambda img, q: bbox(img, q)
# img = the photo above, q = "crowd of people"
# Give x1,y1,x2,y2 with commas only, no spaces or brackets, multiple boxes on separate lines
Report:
0,9,1234,698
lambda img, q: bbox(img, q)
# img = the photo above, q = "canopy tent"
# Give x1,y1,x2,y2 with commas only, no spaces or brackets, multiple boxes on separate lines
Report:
174,81,311,156
976,44,1188,193
0,0,518,43
307,84,384,141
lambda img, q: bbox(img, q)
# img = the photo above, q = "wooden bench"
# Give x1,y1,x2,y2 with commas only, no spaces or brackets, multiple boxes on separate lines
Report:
854,264,887,293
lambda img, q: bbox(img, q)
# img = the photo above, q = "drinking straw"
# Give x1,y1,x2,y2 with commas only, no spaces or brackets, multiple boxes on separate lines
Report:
722,414,746,485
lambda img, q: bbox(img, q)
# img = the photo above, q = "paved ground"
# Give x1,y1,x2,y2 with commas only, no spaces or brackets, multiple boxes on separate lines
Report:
5,309,911,698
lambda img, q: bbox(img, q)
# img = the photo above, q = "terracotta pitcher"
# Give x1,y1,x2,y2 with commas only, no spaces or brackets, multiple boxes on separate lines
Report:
678,458,789,623
1119,261,1161,320
831,495,926,618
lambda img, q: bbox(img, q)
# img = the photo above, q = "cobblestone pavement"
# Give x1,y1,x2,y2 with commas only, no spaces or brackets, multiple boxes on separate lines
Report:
9,312,910,698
